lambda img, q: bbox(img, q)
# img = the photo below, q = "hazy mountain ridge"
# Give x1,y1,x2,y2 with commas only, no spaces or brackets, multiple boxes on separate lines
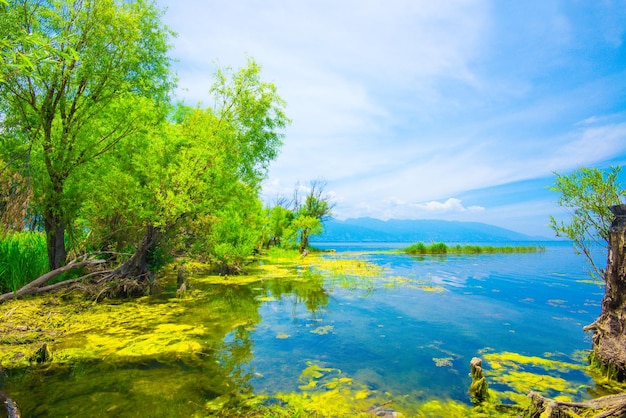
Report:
311,217,549,243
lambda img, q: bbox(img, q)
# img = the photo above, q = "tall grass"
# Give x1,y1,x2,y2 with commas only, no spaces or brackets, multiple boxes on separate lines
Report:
0,231,48,293
403,242,545,255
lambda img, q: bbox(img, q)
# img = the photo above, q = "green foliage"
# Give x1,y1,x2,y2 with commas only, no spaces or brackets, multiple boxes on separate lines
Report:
264,206,295,247
0,2,287,282
204,186,266,274
549,166,625,280
0,0,175,269
285,215,323,252
0,232,48,293
270,179,335,252
77,61,287,275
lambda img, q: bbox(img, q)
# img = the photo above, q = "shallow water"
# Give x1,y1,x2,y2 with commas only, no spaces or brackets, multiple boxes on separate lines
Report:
0,241,608,416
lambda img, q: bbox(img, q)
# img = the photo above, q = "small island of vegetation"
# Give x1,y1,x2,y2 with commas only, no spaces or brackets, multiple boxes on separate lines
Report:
402,242,545,255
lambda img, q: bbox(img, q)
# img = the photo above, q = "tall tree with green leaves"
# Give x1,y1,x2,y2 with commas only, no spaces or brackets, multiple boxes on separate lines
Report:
550,166,626,380
0,0,173,270
549,166,625,280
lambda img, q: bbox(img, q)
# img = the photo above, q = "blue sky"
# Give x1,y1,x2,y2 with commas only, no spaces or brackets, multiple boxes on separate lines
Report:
157,0,626,237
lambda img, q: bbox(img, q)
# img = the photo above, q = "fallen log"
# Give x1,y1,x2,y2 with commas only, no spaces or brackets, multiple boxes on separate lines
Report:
0,258,106,303
527,390,626,418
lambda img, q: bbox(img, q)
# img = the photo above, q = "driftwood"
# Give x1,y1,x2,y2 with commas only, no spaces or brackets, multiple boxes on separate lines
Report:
526,391,626,418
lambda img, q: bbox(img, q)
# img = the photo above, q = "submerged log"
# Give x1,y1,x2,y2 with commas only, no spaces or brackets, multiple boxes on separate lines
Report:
0,366,21,418
0,390,21,418
469,357,489,404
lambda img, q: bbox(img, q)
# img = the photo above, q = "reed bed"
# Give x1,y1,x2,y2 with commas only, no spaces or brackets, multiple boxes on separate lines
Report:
0,231,48,293
403,242,545,255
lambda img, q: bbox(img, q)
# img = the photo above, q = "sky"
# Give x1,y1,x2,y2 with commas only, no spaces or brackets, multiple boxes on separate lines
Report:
156,0,626,238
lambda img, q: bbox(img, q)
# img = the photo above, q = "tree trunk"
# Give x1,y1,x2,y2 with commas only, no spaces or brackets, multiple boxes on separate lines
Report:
299,229,309,253
113,223,159,282
44,209,66,271
586,204,626,380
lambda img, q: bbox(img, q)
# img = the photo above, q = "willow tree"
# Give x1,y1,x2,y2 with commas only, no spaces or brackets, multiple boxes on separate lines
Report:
78,60,288,292
0,0,173,270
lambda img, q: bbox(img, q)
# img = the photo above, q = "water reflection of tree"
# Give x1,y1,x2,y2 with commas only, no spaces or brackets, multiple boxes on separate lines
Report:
4,283,267,416
266,270,330,318
209,284,261,400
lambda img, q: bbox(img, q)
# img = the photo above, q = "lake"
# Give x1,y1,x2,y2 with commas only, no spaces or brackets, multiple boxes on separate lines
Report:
0,241,609,416
249,241,604,406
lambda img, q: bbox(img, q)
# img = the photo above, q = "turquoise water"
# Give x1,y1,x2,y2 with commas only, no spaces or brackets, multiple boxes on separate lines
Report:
248,241,604,403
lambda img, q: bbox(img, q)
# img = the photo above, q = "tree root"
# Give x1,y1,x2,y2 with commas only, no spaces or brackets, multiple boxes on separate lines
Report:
527,391,626,418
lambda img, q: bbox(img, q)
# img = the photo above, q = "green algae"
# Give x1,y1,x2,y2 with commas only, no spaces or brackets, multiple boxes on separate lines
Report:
310,325,333,335
433,357,454,367
481,349,591,406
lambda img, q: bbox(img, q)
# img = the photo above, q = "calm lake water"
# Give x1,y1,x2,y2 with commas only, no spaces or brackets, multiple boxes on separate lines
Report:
249,241,604,403
1,240,608,416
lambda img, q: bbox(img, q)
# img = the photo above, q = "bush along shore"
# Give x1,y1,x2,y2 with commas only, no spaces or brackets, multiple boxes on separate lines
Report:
402,242,546,255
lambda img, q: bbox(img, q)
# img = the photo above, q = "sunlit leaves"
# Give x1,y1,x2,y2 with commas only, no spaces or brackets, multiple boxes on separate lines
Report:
549,166,625,280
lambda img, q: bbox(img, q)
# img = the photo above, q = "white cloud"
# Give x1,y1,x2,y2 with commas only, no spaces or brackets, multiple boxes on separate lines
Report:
412,198,485,213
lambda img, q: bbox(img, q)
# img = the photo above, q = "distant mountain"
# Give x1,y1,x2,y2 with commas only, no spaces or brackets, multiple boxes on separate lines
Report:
310,218,545,243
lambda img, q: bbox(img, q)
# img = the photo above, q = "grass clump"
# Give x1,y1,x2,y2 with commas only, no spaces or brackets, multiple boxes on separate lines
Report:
0,231,48,293
403,242,545,255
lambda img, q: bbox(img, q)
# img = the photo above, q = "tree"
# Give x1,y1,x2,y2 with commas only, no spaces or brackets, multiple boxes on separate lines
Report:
0,0,173,270
264,205,294,248
550,166,626,380
549,166,625,280
290,179,335,252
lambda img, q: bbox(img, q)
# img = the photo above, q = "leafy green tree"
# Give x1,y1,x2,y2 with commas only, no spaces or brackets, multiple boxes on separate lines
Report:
292,179,334,252
264,205,295,248
0,0,173,270
78,60,287,287
549,166,625,280
285,215,323,252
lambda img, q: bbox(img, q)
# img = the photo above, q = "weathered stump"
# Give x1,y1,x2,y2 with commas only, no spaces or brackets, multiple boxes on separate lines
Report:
585,204,626,380
29,343,52,364
469,357,489,404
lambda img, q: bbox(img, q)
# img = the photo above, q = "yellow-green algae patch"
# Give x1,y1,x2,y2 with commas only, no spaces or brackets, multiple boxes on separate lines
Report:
482,350,590,405
271,361,523,418
310,325,334,335
274,362,382,417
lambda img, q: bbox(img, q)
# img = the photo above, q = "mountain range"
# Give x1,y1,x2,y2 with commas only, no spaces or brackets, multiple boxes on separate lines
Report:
310,218,550,243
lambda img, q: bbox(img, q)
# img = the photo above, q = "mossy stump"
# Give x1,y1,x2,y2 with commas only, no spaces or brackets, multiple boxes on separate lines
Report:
469,357,489,404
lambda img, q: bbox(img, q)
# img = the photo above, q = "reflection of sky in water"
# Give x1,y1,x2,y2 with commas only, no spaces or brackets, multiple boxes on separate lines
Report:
248,242,604,403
